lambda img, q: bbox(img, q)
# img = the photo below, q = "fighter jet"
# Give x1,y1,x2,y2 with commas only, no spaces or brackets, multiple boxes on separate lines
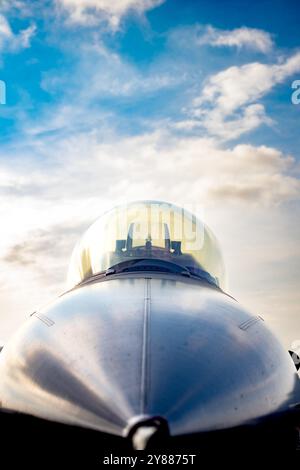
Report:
0,200,299,458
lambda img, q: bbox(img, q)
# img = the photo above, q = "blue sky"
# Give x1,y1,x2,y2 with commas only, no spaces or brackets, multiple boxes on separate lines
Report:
0,0,299,351
1,0,300,149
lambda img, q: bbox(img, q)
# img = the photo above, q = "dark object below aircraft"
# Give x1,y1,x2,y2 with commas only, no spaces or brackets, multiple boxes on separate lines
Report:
0,200,299,459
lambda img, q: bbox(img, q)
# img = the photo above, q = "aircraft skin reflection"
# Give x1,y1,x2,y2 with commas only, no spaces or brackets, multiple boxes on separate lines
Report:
0,201,299,453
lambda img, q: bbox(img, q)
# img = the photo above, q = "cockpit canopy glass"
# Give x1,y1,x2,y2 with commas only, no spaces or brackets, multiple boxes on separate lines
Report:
67,201,226,289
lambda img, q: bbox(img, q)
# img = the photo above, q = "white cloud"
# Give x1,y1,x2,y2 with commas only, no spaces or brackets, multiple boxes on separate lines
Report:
195,53,300,112
180,104,273,141
17,23,36,48
0,132,298,229
186,52,300,139
199,26,274,53
0,14,35,51
0,14,11,38
56,0,165,28
37,33,185,122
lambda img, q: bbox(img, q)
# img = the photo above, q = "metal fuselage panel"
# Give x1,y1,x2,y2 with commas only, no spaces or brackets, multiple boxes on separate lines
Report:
0,274,298,437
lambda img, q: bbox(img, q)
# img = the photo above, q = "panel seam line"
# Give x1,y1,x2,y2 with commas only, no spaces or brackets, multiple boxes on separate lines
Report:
140,277,151,414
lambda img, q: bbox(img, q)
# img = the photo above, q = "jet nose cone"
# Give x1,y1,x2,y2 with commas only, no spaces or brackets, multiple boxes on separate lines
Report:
0,278,297,440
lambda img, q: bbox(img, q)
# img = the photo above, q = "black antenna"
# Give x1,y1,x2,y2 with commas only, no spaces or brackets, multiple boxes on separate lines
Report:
126,223,134,251
164,223,171,251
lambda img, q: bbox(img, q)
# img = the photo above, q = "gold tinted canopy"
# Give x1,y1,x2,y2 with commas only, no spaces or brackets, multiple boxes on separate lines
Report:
67,201,226,289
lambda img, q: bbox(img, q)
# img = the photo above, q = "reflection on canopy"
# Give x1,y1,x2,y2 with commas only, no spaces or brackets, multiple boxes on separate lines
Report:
67,201,226,289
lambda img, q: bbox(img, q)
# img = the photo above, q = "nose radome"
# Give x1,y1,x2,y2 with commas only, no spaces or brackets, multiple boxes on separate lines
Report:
0,277,297,440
